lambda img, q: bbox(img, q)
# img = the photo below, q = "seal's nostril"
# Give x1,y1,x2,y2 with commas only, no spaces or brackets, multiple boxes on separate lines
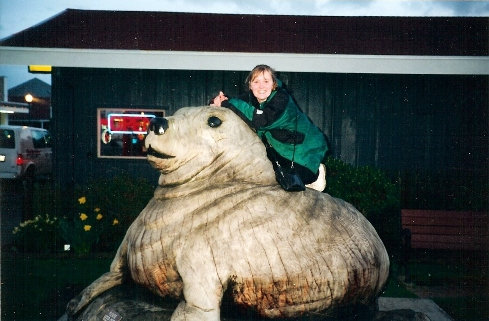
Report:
149,117,169,135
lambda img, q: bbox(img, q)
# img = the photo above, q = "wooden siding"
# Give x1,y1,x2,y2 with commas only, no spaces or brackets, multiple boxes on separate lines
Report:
51,68,488,202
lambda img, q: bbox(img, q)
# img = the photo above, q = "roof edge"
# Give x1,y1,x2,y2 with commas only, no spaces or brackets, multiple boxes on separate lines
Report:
0,9,71,43
1,46,488,75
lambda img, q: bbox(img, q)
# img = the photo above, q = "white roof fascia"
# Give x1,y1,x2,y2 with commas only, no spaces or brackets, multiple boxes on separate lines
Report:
0,106,29,114
1,46,488,75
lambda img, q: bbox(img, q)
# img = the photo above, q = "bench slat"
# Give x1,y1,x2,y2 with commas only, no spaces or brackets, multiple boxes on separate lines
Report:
401,209,488,250
410,240,487,251
402,217,486,227
402,224,488,236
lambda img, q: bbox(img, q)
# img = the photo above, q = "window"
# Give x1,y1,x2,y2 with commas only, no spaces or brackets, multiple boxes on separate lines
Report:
0,129,15,149
32,130,51,148
97,108,165,159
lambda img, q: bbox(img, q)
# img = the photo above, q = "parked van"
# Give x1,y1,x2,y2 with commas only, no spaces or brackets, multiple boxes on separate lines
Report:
0,125,52,180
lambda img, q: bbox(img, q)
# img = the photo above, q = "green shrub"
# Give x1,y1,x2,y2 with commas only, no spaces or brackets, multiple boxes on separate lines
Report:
66,174,155,253
59,195,117,255
13,173,155,255
324,156,400,218
12,214,64,253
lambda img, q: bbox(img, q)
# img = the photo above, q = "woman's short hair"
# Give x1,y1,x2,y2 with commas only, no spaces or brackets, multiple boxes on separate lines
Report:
245,64,278,90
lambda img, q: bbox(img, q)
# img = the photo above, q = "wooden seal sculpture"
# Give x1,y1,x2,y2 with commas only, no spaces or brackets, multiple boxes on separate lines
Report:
66,106,389,321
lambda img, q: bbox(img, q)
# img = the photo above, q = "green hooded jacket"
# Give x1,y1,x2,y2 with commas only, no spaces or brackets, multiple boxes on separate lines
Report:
222,83,328,173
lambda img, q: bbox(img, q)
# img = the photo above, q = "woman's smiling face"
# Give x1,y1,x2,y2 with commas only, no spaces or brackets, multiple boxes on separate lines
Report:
249,70,275,103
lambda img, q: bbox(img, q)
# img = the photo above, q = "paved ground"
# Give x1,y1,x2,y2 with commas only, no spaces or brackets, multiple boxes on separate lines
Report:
379,297,454,321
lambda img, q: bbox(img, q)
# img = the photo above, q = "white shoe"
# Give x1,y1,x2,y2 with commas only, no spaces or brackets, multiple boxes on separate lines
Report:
306,163,326,192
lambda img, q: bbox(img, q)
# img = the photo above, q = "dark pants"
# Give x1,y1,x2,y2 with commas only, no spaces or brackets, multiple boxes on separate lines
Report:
264,143,319,185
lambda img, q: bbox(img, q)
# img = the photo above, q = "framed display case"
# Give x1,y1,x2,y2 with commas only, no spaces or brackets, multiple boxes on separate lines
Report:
97,108,165,159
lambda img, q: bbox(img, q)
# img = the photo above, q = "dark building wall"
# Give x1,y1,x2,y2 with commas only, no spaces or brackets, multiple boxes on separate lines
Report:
51,67,488,208
51,67,250,189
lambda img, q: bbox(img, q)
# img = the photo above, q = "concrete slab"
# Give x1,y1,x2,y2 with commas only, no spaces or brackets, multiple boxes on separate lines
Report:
379,297,454,321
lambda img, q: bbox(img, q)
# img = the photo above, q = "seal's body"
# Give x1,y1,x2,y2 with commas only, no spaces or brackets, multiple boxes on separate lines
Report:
67,106,389,321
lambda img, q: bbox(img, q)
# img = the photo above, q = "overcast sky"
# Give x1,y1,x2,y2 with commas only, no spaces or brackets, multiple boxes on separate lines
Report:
1,0,488,90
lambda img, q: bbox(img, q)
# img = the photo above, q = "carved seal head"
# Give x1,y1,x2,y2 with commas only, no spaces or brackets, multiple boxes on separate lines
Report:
145,106,276,189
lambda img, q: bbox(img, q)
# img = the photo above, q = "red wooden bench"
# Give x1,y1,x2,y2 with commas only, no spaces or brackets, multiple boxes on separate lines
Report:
401,209,489,251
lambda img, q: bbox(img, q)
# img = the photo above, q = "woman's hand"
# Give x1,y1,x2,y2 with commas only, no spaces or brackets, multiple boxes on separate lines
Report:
210,91,228,107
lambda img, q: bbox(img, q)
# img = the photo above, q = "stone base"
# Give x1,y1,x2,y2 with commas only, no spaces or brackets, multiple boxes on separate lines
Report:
378,297,454,321
58,284,451,321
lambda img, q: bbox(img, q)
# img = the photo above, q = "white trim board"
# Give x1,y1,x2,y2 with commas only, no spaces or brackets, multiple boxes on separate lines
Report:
1,46,488,75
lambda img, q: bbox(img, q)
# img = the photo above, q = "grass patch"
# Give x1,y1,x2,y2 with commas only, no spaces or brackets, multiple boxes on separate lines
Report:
403,249,489,321
381,276,417,298
1,252,113,320
435,296,489,321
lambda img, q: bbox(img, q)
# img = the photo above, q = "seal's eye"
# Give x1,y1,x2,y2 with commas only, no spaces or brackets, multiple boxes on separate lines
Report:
208,116,222,128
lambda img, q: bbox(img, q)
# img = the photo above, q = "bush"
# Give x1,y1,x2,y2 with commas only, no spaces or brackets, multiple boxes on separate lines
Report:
324,157,400,218
59,195,117,255
12,214,64,253
12,173,155,255
65,174,155,253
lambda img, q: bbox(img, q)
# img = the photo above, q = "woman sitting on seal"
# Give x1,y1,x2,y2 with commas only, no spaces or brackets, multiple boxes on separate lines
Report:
211,64,328,192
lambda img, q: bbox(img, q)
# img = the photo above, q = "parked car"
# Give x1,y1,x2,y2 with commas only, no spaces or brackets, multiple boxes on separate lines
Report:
0,125,52,181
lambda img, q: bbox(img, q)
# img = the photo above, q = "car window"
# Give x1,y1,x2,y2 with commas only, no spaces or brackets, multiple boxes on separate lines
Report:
32,130,51,149
0,129,15,149
44,132,52,148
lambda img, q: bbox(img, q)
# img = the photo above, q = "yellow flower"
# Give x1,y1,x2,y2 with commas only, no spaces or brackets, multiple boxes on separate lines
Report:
80,213,88,221
84,225,92,231
78,196,86,205
96,213,103,220
94,207,100,212
112,219,119,225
